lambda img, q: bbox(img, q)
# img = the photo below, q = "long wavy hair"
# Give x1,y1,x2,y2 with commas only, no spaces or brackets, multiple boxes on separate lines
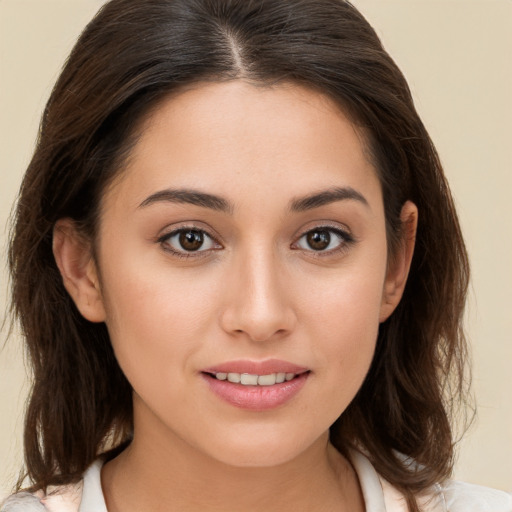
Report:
8,1,470,510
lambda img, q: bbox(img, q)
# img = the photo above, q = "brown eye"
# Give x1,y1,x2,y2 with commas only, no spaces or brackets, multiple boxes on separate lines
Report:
306,230,331,250
295,226,352,254
179,230,204,251
161,228,218,255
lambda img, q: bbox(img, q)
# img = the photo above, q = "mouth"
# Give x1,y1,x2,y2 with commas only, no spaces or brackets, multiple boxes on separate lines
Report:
201,360,310,410
203,371,308,386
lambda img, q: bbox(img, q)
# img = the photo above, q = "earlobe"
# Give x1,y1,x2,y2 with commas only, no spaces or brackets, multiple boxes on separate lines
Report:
53,219,106,323
379,201,418,322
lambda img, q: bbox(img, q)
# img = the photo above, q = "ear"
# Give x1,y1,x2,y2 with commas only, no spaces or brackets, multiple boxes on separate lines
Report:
379,201,418,322
53,219,106,323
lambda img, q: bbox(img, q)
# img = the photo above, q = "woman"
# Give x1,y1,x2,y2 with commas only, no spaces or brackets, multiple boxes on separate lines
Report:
2,0,511,511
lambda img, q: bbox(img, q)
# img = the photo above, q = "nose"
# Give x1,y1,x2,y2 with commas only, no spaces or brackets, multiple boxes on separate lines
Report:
219,249,297,342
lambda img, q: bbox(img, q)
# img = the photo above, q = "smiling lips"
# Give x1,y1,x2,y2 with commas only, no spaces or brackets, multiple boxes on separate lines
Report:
202,360,310,410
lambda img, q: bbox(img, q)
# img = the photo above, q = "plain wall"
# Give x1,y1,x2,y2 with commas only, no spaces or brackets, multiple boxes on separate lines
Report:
1,0,511,499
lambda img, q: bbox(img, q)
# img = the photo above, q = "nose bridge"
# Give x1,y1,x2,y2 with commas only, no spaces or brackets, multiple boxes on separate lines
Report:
220,241,295,341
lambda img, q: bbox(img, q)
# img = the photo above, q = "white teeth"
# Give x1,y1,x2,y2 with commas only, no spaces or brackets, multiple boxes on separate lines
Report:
257,374,276,386
215,372,298,386
227,373,241,383
240,373,258,385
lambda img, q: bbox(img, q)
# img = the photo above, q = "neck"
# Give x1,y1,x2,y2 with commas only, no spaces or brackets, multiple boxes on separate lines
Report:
101,409,365,512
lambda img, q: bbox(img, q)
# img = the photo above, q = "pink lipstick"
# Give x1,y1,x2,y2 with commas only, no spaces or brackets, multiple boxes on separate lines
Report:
201,359,310,411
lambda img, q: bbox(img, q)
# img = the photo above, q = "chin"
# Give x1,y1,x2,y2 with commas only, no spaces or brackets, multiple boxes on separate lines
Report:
214,449,302,469
201,428,327,469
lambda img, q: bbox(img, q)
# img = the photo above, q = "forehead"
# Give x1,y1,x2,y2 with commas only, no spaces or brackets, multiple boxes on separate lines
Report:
102,80,380,215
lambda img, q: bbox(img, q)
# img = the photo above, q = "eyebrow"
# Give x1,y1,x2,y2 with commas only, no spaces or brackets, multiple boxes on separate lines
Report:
138,189,233,213
138,186,369,213
289,186,369,212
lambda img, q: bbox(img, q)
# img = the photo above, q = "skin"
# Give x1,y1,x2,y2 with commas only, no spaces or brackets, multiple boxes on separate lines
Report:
53,81,417,511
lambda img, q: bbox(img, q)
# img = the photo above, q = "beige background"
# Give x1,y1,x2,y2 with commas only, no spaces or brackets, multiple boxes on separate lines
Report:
1,0,511,500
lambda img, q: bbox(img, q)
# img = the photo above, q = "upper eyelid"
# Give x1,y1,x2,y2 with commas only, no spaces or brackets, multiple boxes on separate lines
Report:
158,228,221,258
160,228,220,244
291,225,355,254
158,223,221,242
294,223,353,241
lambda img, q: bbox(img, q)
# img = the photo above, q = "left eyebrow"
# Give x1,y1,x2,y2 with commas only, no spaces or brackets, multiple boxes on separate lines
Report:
138,188,233,214
290,186,369,212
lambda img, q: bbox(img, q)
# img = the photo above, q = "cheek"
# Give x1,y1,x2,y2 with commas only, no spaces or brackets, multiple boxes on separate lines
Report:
299,261,386,394
98,253,221,383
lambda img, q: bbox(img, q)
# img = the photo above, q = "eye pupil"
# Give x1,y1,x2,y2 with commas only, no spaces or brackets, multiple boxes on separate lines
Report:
179,230,204,251
307,230,330,250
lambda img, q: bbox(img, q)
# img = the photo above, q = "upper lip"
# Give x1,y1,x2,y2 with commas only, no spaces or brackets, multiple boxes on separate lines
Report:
202,359,309,375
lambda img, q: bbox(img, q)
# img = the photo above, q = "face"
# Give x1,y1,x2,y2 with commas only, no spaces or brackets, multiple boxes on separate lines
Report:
56,81,414,468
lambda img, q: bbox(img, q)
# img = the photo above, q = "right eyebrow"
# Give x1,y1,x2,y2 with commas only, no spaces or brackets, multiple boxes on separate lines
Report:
138,188,233,214
289,186,370,212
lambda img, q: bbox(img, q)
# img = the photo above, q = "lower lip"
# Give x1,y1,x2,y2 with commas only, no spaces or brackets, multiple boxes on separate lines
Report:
202,372,309,411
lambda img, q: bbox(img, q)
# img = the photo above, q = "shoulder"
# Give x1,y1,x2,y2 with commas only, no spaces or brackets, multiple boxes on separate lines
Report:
437,480,512,512
400,479,512,512
0,459,106,512
0,492,47,512
359,448,512,512
0,458,106,512
1,480,84,512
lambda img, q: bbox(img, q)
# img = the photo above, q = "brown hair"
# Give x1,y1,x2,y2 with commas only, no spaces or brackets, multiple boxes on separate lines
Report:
8,1,470,509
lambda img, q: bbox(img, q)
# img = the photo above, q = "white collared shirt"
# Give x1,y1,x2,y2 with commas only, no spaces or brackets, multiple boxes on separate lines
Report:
2,451,511,511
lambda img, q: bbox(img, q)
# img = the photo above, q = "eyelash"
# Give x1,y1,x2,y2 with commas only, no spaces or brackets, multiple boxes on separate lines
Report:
293,225,355,258
157,225,355,260
157,225,221,260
